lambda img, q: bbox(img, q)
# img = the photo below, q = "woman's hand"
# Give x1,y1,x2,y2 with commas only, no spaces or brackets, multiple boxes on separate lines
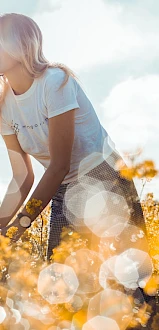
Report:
0,218,26,242
0,227,8,237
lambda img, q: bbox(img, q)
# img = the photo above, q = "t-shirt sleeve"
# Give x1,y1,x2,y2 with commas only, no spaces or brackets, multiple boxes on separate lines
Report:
44,70,80,119
0,114,15,135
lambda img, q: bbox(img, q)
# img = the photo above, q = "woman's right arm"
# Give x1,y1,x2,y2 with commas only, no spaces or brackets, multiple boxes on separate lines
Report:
0,134,34,228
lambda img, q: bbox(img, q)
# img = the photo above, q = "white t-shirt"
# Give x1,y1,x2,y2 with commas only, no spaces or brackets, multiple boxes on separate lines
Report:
0,67,115,184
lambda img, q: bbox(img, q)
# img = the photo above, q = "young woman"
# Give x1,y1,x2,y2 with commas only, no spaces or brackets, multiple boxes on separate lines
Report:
0,13,148,263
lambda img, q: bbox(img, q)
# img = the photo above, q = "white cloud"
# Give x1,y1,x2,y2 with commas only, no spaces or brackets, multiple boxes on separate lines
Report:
101,74,159,128
101,74,159,147
31,0,159,71
99,74,159,200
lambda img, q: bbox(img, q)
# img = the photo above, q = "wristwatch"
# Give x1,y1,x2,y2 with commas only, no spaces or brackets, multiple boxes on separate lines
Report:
17,213,32,228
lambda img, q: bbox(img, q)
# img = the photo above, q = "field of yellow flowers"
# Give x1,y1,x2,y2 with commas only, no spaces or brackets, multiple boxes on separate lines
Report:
0,150,159,329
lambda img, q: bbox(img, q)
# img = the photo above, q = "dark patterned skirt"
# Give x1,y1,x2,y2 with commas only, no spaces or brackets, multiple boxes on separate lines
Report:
47,150,148,260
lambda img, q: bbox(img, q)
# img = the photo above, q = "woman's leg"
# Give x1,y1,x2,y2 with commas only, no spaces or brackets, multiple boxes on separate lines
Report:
103,150,147,234
47,150,148,260
47,183,70,260
47,150,153,329
79,151,147,235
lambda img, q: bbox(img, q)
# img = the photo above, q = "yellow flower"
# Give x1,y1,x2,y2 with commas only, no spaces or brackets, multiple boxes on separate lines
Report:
119,167,136,181
51,227,89,263
26,198,42,215
6,226,18,239
117,158,158,181
135,160,158,179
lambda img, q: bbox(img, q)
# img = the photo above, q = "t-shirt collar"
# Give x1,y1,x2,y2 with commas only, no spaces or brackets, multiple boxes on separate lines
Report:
9,78,38,101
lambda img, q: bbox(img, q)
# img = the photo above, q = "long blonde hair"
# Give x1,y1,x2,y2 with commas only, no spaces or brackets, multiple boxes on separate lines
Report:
0,13,81,107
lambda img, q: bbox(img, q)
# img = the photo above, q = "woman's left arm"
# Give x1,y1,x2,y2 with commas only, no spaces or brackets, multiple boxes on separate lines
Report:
3,108,76,235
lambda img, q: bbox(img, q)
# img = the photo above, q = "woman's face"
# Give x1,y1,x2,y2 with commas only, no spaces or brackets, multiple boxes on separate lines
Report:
0,44,20,75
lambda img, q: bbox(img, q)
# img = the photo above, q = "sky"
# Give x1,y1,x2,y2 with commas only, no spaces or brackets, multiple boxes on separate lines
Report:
0,0,159,204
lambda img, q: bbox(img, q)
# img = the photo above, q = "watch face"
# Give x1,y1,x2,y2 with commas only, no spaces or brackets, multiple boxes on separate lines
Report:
19,216,31,228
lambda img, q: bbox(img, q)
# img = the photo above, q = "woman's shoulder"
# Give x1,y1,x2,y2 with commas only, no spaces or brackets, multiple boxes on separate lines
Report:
42,67,78,94
42,67,65,81
38,67,67,92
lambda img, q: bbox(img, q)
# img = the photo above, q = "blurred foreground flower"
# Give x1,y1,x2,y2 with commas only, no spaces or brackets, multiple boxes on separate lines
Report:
116,159,158,181
0,154,158,328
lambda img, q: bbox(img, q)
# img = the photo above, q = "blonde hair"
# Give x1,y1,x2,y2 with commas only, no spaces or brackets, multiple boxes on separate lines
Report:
0,13,81,108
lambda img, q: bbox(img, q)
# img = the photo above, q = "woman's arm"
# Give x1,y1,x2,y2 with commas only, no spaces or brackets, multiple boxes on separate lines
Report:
4,108,76,235
18,108,76,222
0,134,34,228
